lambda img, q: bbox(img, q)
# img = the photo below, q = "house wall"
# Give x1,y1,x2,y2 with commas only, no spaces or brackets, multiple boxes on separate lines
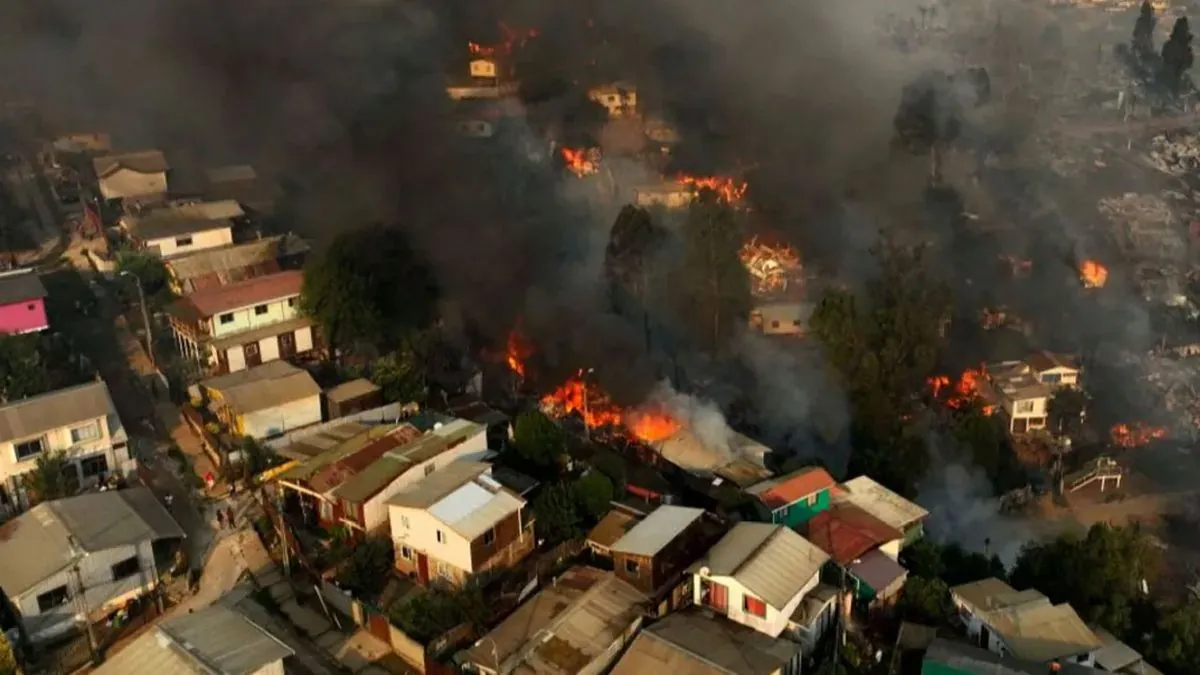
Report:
469,59,497,78
693,571,818,638
879,538,902,560
771,489,830,528
789,598,837,656
951,599,1098,667
239,395,322,439
750,302,805,336
209,295,301,339
146,227,233,259
392,506,473,576
1037,366,1079,388
100,169,167,200
191,324,316,376
0,298,48,335
250,661,286,675
15,540,159,643
1,412,132,507
365,432,488,531
469,509,526,569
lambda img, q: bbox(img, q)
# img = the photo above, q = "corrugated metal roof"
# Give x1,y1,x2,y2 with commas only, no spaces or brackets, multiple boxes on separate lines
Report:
746,466,836,510
172,270,302,318
95,604,293,675
586,510,642,550
1092,627,1144,672
848,549,907,596
386,461,490,509
201,361,320,414
803,502,904,564
323,378,380,403
691,522,829,609
949,578,1102,663
0,380,116,443
0,488,184,597
390,462,523,540
0,268,47,305
93,150,169,177
610,609,800,675
836,476,928,530
166,235,304,288
610,505,704,557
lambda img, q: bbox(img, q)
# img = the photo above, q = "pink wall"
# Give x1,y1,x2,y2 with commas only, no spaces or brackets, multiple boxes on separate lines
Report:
0,298,49,334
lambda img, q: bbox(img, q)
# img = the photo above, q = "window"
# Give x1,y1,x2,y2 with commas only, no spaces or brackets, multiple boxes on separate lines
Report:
744,594,767,618
254,304,269,316
244,342,259,357
1042,373,1062,385
27,303,35,311
436,530,445,543
175,236,193,247
36,586,70,613
400,546,412,560
219,313,234,325
770,320,780,328
80,455,109,479
482,529,495,546
807,493,819,506
1015,400,1036,414
14,437,43,460
287,297,297,308
111,556,140,581
424,463,436,477
401,515,410,529
71,423,101,444
624,558,639,574
793,319,801,326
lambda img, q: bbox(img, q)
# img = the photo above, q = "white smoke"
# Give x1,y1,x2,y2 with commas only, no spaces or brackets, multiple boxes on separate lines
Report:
916,460,1037,566
644,380,735,463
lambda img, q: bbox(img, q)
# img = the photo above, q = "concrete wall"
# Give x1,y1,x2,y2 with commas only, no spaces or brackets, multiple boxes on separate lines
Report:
149,227,233,259
209,295,301,339
0,297,48,335
241,396,322,439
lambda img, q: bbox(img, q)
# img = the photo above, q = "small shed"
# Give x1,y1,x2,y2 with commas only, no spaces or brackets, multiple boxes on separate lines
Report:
323,378,383,419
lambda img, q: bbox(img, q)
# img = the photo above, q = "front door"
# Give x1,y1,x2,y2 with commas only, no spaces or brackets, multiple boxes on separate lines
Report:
244,341,263,367
278,331,297,358
417,552,430,584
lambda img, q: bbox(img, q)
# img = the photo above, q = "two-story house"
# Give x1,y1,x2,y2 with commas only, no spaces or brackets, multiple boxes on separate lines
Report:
746,466,837,528
274,415,489,532
0,268,48,335
0,380,134,512
167,270,319,375
0,488,183,644
834,475,928,546
690,522,832,642
609,505,723,616
951,578,1103,667
164,234,309,295
980,361,1052,435
389,461,533,587
119,199,242,258
1027,351,1082,389
611,608,806,675
91,150,169,204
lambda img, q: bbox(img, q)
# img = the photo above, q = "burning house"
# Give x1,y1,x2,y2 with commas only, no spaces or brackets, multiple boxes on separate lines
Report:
977,361,1051,435
633,182,695,209
741,236,808,336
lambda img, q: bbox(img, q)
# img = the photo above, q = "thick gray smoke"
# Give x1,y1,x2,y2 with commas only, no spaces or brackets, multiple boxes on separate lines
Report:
917,461,1036,565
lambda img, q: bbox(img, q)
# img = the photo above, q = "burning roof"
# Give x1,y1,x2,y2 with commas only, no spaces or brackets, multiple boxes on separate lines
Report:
740,236,802,299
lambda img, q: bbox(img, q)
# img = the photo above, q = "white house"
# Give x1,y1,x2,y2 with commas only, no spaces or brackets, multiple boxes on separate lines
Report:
388,461,534,587
95,603,294,675
120,199,242,259
194,361,322,439
0,488,184,643
689,522,830,640
981,361,1052,434
0,380,135,513
951,578,1104,667
92,150,169,202
1026,350,1082,389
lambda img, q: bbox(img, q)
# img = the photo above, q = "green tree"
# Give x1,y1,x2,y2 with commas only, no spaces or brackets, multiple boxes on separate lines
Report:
114,250,170,302
301,227,438,361
335,533,395,601
1161,17,1195,93
1048,387,1088,436
674,191,752,353
950,404,1025,492
389,580,491,643
573,471,614,520
900,539,1007,587
0,334,49,402
532,482,583,543
369,339,426,403
605,205,666,315
1151,599,1200,674
511,411,566,471
21,451,77,505
0,630,18,675
1011,523,1159,636
896,577,953,625
1133,1,1158,63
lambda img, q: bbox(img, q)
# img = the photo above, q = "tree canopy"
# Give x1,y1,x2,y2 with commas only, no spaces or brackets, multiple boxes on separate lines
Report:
334,533,395,601
0,334,50,402
673,191,751,353
604,204,667,319
1161,17,1195,93
21,451,77,505
368,339,427,404
531,481,584,543
1133,1,1158,63
510,410,567,473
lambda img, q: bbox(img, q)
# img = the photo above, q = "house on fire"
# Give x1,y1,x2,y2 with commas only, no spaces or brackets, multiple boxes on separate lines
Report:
274,415,488,532
119,199,242,259
0,268,48,335
167,270,319,375
388,461,533,587
647,427,774,490
588,82,638,117
91,149,169,203
745,466,837,528
608,505,724,616
979,361,1052,435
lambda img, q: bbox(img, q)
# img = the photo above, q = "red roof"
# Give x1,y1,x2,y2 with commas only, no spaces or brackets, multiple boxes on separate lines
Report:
752,467,836,509
308,424,423,493
181,270,302,317
803,503,904,565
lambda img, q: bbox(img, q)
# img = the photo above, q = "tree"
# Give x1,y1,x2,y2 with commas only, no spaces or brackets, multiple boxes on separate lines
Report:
901,538,1007,587
1151,599,1200,674
511,411,566,471
21,451,77,505
0,631,18,675
532,482,584,543
1162,17,1195,93
573,471,614,520
369,339,426,403
1133,1,1158,63
0,334,49,402
893,70,963,181
950,404,1026,493
1011,523,1159,636
335,533,395,601
674,191,752,353
389,580,491,643
1048,387,1088,437
896,577,953,625
114,250,170,302
604,205,667,324
300,227,438,360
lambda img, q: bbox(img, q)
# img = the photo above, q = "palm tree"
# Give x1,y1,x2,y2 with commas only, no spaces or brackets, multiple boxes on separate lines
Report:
21,451,78,506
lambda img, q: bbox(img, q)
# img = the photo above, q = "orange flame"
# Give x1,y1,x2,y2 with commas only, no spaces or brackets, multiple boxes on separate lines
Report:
1110,423,1167,448
469,23,538,58
505,326,533,379
1080,260,1108,288
928,367,992,413
540,370,682,442
677,174,748,205
561,147,599,177
740,236,802,297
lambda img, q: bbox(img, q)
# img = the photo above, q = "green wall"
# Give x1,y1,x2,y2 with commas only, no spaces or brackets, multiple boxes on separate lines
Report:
921,662,975,675
771,488,831,527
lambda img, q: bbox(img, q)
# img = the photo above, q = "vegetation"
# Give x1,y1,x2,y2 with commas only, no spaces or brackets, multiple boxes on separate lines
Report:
1133,0,1158,63
900,538,1007,587
509,410,567,474
604,204,667,324
114,250,171,304
896,576,953,625
673,191,752,353
0,630,18,675
0,334,50,401
389,580,490,643
368,340,427,404
531,482,584,543
334,533,395,601
21,451,78,505
1161,17,1195,93
1047,387,1088,437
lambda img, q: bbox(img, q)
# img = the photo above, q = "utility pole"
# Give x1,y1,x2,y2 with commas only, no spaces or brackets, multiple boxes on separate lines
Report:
70,563,99,664
120,271,155,368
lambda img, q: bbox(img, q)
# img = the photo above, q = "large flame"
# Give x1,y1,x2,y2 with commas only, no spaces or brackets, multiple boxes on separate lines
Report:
540,370,682,442
740,236,802,297
677,174,748,205
505,326,533,379
928,367,993,414
1080,260,1108,288
561,147,599,177
1110,423,1167,448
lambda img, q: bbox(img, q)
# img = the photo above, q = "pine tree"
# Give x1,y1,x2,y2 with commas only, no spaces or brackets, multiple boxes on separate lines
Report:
1162,16,1195,93
1133,1,1158,62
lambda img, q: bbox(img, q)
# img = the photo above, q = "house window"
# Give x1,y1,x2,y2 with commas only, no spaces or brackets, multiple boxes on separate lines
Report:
1015,400,1036,414
744,594,767,618
111,556,140,581
287,298,297,308
770,320,780,328
401,515,410,529
808,493,819,506
71,423,101,444
424,463,436,477
245,342,259,358
436,530,445,543
482,529,495,546
219,313,234,325
175,236,193,247
624,559,639,574
400,546,412,560
80,455,109,479
254,304,268,316
15,437,44,460
27,303,35,311
36,585,70,613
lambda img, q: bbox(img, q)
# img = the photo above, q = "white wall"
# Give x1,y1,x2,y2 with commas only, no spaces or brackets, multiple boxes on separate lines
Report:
879,539,902,560
228,346,247,373
1,412,133,504
251,660,286,675
16,540,158,643
208,296,301,340
100,170,166,200
148,227,233,259
390,506,473,572
369,430,490,531
692,571,818,638
242,396,322,440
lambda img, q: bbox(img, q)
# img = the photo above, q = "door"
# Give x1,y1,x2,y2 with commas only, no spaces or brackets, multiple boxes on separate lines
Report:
244,341,263,367
278,331,297,358
367,611,391,642
417,552,430,584
979,624,991,649
702,579,728,613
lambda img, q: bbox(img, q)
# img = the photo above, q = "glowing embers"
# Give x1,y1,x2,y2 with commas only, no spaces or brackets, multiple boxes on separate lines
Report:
560,147,600,177
739,236,802,297
928,367,994,414
1079,260,1109,288
676,174,748,205
1110,422,1167,448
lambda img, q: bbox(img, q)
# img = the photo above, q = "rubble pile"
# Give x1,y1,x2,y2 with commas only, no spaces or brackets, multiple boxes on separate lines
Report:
1142,356,1200,441
1098,192,1175,226
1147,134,1200,176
